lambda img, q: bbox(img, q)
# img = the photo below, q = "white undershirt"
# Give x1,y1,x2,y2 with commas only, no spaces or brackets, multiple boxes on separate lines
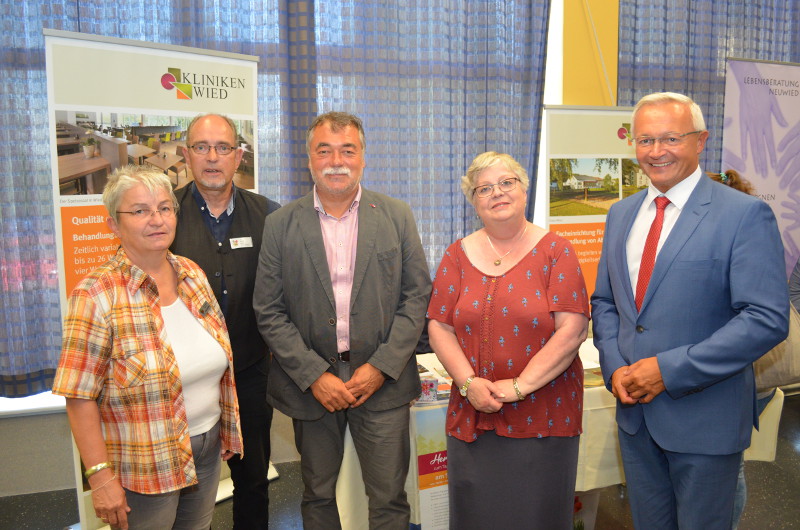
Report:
626,166,703,292
161,298,228,436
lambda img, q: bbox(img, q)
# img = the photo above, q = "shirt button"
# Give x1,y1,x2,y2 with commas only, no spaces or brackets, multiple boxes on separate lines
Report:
214,272,221,277
223,290,228,295
328,318,336,325
218,242,222,247
329,357,337,364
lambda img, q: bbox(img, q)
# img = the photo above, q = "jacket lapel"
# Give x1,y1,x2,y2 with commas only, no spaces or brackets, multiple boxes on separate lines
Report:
639,176,712,312
350,191,377,308
617,192,646,313
297,194,336,310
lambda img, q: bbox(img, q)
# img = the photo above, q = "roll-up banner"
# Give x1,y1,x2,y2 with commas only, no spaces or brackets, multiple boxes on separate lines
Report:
723,58,800,277
44,29,259,308
44,29,258,529
542,106,637,297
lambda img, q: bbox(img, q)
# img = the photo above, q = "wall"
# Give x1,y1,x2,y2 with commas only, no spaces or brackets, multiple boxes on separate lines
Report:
564,0,619,105
0,412,75,496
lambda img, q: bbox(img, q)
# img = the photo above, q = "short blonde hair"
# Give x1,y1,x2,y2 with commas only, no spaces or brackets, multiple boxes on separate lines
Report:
103,165,177,221
460,152,530,204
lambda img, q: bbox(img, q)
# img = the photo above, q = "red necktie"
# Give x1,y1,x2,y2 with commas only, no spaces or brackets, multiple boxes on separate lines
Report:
635,196,670,312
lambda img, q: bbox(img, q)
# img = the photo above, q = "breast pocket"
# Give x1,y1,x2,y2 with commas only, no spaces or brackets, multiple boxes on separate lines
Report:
112,336,148,388
377,247,399,291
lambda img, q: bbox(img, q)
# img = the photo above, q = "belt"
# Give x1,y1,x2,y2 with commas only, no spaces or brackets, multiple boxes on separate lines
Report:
339,350,350,362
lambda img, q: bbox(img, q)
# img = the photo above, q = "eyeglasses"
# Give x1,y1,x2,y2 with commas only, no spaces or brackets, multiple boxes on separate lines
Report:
633,130,703,149
188,143,236,156
117,205,176,219
473,177,520,198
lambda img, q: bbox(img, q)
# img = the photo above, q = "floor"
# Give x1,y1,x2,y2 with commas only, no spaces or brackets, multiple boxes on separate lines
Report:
2,394,799,529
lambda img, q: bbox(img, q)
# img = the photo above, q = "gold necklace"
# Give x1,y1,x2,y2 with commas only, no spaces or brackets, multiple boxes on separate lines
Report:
486,223,529,266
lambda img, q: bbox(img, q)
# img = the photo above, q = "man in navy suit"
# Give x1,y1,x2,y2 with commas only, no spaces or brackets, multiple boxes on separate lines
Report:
592,92,789,529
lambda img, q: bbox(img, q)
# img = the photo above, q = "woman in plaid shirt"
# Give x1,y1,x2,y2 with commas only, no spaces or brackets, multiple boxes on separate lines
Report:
53,166,242,529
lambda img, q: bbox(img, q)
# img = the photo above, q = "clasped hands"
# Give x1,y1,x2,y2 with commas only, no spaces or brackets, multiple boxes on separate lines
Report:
464,377,524,414
310,364,386,412
611,357,665,405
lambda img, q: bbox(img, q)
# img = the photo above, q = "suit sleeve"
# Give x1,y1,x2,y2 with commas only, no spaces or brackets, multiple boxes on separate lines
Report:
366,203,432,380
658,200,790,397
591,207,627,390
253,213,331,391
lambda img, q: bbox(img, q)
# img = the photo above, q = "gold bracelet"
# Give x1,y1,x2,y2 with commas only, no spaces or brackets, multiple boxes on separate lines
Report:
513,377,524,401
91,473,116,492
84,461,112,479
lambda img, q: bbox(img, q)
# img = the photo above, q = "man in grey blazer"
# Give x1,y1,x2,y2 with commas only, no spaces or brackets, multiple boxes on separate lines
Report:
253,112,431,529
591,92,788,529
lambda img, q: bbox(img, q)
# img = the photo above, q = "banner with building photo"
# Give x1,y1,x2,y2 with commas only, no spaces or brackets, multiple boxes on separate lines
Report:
44,29,258,304
542,106,637,296
723,58,800,277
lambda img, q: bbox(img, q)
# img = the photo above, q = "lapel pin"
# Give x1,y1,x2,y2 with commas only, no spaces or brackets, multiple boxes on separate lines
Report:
370,203,376,208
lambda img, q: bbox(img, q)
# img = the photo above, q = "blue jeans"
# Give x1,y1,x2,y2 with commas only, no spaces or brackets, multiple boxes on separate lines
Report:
123,421,222,529
731,389,777,529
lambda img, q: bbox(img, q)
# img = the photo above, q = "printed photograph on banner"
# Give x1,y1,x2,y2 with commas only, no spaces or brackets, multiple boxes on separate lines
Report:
54,109,255,196
621,157,649,197
549,157,622,216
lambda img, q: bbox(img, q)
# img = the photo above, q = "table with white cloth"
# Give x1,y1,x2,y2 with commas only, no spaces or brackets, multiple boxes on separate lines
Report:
335,344,785,530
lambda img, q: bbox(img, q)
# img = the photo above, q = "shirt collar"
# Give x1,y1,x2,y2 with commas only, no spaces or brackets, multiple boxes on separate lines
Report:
645,166,702,210
191,182,236,217
114,246,196,295
313,184,362,218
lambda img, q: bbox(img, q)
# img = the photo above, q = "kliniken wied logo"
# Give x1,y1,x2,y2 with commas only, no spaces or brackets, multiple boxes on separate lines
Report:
161,68,193,100
618,123,633,146
160,68,244,100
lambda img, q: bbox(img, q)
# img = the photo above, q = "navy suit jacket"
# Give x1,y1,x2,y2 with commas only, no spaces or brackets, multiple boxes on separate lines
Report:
591,175,789,455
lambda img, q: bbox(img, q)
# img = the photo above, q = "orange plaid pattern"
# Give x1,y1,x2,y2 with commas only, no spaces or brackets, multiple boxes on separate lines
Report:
53,248,242,494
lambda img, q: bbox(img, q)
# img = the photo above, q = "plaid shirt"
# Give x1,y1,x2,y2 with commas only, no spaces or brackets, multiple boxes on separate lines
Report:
53,247,243,494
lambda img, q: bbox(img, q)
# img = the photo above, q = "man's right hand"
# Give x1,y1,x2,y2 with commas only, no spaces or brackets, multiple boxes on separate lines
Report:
611,366,638,405
310,372,357,412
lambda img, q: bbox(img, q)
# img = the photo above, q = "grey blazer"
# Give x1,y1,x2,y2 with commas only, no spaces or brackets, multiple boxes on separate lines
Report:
253,189,432,420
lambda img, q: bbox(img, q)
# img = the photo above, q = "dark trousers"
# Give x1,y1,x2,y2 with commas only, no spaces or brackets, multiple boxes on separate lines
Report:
226,359,273,529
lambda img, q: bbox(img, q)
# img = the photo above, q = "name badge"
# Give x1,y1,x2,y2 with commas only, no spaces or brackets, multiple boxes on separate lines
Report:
230,237,253,249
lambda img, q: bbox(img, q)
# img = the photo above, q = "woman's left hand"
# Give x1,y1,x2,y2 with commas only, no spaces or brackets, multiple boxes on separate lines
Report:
221,450,236,461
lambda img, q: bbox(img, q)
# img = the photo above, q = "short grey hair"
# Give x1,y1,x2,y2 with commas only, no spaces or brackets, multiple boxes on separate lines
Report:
186,113,238,146
103,165,177,221
460,152,530,204
306,112,366,155
631,92,706,135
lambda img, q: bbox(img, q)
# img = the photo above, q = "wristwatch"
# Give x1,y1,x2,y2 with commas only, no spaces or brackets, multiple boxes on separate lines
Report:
459,376,475,397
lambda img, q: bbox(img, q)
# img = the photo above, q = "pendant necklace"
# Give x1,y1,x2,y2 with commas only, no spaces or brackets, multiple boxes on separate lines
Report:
486,223,528,266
